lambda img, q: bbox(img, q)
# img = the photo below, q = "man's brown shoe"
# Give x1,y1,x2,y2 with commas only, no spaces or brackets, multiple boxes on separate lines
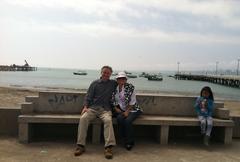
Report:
104,147,113,159
74,146,85,156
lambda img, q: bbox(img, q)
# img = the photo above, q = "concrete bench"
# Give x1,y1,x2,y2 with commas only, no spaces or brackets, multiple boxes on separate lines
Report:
18,92,234,144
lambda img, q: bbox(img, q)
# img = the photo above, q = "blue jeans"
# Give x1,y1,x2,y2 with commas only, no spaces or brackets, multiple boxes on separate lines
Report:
116,111,142,145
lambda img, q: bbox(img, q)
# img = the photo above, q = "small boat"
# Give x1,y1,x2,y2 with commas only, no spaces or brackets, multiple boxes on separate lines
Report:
139,72,150,78
127,74,138,78
124,70,132,75
73,71,87,75
122,70,137,78
139,72,147,77
147,74,163,81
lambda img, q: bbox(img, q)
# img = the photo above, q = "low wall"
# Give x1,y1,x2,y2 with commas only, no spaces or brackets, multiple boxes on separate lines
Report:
231,115,240,138
0,107,20,136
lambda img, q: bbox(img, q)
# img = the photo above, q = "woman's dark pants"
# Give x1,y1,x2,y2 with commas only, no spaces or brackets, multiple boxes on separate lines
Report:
116,111,142,145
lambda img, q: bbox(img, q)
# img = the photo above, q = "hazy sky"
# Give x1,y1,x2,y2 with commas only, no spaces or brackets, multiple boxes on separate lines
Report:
1,0,240,71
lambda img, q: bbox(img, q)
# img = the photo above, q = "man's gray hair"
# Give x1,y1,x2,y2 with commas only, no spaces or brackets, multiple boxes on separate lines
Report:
101,65,113,73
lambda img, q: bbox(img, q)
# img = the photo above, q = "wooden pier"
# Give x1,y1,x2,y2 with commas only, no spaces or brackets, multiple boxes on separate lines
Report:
175,74,240,88
0,60,37,72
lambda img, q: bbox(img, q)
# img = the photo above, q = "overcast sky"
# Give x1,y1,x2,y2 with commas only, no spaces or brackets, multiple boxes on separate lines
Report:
1,0,240,71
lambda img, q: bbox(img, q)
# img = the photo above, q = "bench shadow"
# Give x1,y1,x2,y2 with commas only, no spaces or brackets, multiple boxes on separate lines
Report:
30,124,225,146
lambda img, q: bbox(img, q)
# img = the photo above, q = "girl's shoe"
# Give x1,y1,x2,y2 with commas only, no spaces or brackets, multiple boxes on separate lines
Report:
204,135,210,146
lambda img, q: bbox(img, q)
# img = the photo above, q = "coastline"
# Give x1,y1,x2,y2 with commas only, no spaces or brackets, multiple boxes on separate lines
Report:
0,85,239,115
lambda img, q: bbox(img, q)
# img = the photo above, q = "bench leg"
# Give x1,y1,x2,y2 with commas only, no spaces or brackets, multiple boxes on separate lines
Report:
92,123,101,144
159,125,169,145
224,127,233,144
19,123,29,143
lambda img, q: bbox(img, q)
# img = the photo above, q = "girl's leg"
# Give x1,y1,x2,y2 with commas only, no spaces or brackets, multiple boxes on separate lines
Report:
198,116,206,135
206,116,213,137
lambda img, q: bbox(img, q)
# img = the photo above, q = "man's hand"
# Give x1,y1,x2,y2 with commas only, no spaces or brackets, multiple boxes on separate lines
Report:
81,106,89,115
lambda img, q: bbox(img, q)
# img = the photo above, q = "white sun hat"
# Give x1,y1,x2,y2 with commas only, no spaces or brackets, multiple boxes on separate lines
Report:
116,71,127,79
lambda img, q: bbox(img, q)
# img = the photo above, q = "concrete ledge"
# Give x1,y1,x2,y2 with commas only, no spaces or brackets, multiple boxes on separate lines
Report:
215,102,224,109
25,96,39,103
231,115,240,138
25,96,39,111
0,107,20,136
18,114,234,127
18,114,234,144
215,108,230,119
20,102,33,114
17,92,233,145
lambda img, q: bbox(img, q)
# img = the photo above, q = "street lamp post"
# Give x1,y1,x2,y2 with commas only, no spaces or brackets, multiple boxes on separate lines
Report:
216,61,219,75
177,62,180,74
237,59,240,75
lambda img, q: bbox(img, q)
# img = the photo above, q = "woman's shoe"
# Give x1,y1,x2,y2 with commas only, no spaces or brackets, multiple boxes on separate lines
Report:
125,144,133,151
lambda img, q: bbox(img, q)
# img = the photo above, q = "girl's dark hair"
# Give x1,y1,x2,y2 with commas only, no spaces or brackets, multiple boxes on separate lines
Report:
200,86,214,101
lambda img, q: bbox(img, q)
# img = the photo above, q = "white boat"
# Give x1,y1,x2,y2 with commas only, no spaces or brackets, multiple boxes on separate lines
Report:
124,70,132,75
127,74,138,78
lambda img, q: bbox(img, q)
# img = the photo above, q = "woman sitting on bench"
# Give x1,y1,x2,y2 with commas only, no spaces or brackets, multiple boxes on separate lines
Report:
112,72,142,150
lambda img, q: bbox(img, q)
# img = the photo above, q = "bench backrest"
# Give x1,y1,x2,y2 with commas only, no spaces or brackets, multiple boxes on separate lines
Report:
137,95,223,116
37,92,84,114
22,91,224,117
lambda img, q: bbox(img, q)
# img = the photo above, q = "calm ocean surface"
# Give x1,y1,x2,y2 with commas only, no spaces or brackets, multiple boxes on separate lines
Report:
0,68,240,101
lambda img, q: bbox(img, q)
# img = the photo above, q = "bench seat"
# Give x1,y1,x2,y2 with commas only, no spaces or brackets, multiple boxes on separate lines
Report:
18,114,234,144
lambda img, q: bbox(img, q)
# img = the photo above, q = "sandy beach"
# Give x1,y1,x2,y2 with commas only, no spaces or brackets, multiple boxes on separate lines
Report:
0,136,240,162
0,86,239,115
0,86,38,107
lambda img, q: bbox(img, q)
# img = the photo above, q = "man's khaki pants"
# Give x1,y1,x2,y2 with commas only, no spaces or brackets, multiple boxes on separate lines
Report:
77,107,116,147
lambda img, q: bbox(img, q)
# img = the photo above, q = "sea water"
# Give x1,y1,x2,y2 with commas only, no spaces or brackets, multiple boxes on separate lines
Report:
0,67,240,100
